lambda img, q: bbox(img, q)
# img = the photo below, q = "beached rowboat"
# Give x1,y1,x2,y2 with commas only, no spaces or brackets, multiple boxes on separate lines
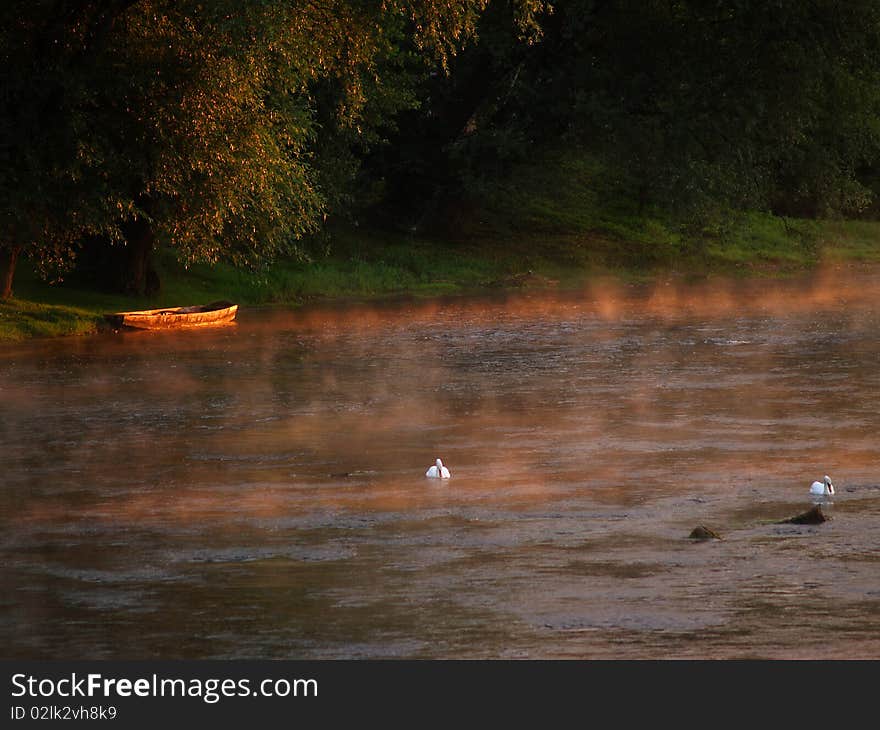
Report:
104,301,238,330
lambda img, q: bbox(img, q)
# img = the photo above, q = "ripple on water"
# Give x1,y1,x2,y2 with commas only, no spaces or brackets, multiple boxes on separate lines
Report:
4,274,880,658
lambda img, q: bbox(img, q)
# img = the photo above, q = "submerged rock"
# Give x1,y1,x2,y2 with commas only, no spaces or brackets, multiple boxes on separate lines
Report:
689,525,721,540
779,505,828,525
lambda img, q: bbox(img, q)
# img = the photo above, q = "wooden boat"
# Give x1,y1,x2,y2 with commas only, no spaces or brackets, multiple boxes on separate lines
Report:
104,300,238,330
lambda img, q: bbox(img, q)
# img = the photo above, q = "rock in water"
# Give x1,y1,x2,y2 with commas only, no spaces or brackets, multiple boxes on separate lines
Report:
689,525,721,540
779,506,828,525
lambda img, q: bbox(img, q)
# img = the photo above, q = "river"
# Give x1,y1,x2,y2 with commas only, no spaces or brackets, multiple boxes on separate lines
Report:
2,267,879,658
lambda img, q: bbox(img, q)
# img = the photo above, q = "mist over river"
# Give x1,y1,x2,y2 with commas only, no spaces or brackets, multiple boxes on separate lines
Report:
2,268,880,658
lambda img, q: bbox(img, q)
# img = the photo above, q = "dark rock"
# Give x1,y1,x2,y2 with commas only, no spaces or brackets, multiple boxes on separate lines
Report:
689,525,721,540
779,506,828,525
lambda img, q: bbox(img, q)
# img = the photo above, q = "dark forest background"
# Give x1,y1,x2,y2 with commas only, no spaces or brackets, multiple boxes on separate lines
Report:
4,0,880,298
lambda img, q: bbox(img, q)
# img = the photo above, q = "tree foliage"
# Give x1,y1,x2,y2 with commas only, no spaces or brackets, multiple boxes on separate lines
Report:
407,0,880,222
0,0,546,296
4,0,880,298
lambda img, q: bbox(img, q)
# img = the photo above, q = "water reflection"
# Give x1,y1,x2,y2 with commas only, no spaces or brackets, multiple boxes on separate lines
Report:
2,267,880,658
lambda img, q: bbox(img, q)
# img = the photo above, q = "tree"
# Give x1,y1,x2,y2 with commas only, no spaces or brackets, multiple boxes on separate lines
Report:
0,1,115,298
0,0,547,297
386,0,880,224
564,0,880,218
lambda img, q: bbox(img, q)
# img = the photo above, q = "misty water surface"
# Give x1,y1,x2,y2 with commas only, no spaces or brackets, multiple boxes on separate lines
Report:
2,267,880,658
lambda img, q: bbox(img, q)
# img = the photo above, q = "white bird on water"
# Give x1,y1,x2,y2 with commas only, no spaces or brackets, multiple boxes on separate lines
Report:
426,458,451,479
810,475,834,496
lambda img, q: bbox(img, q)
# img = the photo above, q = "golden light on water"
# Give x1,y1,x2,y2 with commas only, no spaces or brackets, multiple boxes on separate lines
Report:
4,266,880,659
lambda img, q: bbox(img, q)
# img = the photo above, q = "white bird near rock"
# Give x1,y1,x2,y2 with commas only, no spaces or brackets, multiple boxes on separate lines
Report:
810,475,834,496
426,458,451,479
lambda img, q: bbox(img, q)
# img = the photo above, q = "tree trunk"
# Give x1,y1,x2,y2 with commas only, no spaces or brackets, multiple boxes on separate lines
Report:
121,218,158,296
0,246,21,299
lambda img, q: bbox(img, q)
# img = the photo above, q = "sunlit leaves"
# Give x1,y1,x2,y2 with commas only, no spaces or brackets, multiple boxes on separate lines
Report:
1,0,546,286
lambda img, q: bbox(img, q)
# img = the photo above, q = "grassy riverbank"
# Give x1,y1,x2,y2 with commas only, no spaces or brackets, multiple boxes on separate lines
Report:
4,153,880,341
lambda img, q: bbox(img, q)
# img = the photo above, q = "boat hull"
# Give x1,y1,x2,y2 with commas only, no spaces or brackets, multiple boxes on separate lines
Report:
104,301,238,330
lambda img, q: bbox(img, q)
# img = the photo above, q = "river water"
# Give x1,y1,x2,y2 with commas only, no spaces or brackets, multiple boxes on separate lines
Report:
2,268,880,659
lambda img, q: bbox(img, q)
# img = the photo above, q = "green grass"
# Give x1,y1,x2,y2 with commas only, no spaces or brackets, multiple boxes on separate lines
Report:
4,149,880,340
0,298,102,341
461,150,842,274
0,232,522,340
815,219,880,263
